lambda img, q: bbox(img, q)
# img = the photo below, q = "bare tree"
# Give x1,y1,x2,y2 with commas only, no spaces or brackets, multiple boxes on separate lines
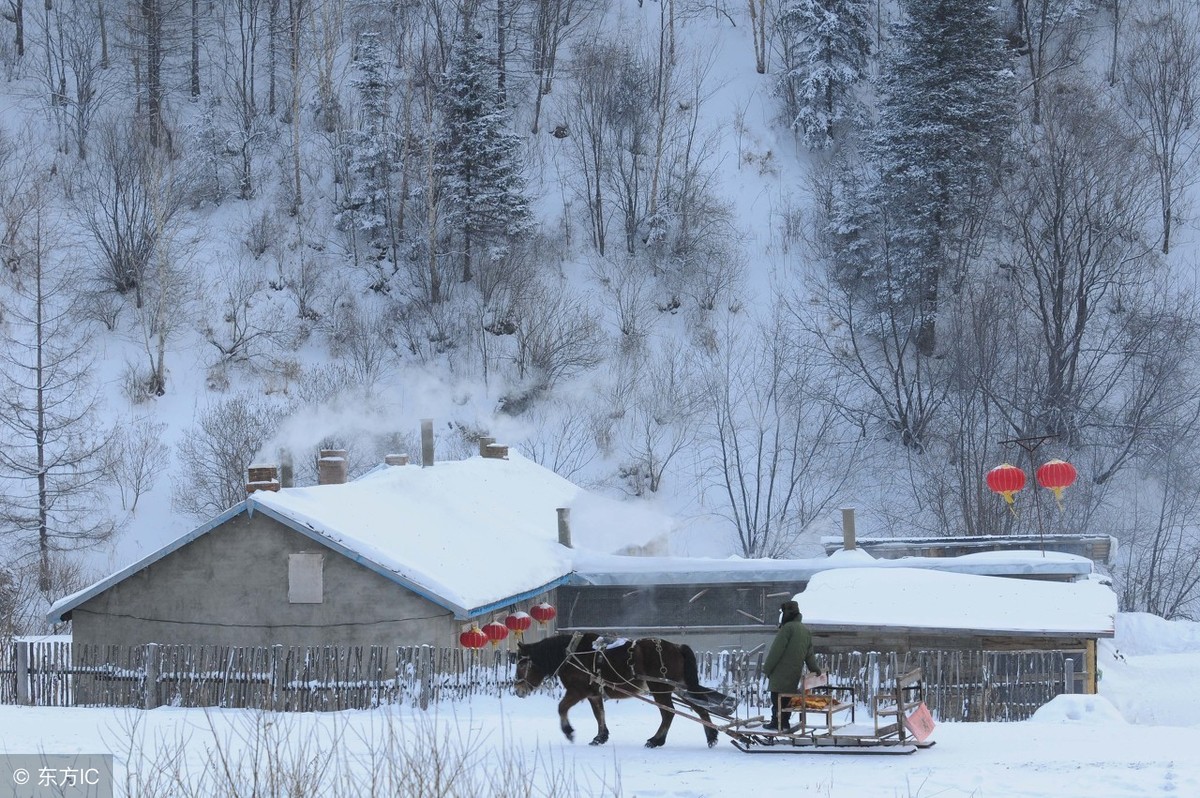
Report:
502,277,606,413
1121,4,1200,254
72,117,191,308
705,308,861,557
111,417,169,512
283,0,306,212
1106,0,1125,86
172,392,284,519
202,255,287,366
1013,0,1090,125
0,555,93,634
747,0,768,73
0,128,40,274
522,0,598,133
3,0,24,59
1000,81,1159,447
590,253,657,353
620,340,702,495
213,0,271,199
0,187,117,596
565,39,622,255
520,397,602,481
36,0,109,159
321,294,397,388
800,246,951,452
1115,410,1200,621
309,0,345,133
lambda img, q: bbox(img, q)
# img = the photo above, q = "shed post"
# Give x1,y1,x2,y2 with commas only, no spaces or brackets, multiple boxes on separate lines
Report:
1085,640,1098,694
1063,657,1076,695
143,643,160,709
15,641,31,705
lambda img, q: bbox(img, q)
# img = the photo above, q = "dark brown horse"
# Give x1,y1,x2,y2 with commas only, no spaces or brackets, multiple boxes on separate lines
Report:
513,632,720,749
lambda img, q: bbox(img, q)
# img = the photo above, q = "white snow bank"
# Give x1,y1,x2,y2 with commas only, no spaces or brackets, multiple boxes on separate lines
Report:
1029,694,1127,725
1113,612,1200,655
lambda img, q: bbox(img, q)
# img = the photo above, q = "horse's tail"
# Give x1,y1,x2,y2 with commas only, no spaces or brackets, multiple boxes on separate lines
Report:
680,644,704,691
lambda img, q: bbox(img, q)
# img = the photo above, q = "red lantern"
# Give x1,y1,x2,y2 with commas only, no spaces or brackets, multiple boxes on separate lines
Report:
986,463,1026,506
505,611,532,638
1037,459,1077,505
530,602,557,625
482,620,509,647
459,624,488,649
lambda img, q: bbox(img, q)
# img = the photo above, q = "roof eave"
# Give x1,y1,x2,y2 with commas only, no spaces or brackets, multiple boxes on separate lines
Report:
806,622,1116,639
462,574,574,621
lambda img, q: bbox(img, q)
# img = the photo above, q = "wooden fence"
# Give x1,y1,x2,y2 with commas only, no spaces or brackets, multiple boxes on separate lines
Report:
0,641,1085,721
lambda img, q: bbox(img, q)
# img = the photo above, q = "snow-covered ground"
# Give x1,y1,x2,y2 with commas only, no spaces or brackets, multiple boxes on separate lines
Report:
2,612,1197,797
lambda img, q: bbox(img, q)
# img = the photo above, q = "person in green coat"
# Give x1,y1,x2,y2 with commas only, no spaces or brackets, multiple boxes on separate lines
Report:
762,600,821,731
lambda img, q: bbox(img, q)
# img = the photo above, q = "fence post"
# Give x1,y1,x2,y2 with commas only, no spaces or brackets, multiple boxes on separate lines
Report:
271,645,285,711
418,645,433,710
143,643,160,710
15,642,31,706
1063,657,1076,695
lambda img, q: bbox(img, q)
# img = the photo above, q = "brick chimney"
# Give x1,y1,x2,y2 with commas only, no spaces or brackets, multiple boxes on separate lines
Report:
317,449,349,485
479,435,509,460
384,453,409,466
246,463,280,494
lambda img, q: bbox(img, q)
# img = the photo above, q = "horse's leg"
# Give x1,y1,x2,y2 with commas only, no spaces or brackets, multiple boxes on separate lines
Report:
586,694,609,745
645,684,675,748
696,704,719,748
558,690,584,742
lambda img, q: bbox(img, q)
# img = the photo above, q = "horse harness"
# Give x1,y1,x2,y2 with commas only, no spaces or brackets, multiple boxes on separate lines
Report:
563,634,672,697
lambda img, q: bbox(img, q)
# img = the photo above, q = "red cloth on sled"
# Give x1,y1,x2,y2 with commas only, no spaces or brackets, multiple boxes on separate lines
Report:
903,702,936,742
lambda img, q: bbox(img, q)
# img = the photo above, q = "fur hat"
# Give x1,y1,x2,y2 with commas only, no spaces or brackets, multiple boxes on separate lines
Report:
780,600,800,615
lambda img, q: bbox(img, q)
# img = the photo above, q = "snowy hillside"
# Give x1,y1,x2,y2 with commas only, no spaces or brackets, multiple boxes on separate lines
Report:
0,0,1199,629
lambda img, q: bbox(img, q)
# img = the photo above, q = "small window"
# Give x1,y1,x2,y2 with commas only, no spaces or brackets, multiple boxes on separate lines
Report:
288,552,324,603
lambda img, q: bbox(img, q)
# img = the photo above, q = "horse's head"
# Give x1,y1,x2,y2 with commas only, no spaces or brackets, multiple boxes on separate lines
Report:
513,642,546,698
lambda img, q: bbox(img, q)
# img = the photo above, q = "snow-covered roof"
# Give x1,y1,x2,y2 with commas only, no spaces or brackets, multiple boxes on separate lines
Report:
797,567,1117,637
570,546,1095,586
49,452,675,622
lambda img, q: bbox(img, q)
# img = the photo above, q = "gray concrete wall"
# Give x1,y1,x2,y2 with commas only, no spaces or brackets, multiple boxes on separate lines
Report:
70,512,460,649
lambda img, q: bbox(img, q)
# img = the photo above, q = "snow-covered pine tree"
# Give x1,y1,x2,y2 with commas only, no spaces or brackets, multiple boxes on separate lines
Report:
871,0,1015,356
437,24,532,284
339,32,396,248
775,0,873,150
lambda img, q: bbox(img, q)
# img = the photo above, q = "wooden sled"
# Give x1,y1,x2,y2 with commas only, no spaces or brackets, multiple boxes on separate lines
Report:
725,668,937,756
